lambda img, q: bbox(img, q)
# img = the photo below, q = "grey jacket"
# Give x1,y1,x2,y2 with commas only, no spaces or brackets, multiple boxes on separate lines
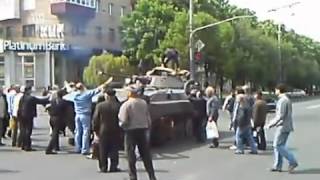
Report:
206,96,220,119
235,104,251,130
118,98,151,130
267,94,294,132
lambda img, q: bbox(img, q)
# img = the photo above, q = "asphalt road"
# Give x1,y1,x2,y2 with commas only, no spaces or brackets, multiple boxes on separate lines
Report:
1,99,320,180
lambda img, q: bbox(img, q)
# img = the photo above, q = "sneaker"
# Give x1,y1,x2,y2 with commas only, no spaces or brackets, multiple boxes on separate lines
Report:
86,154,94,159
249,151,258,155
109,168,122,173
0,142,5,146
288,163,298,174
235,150,244,154
229,145,237,150
45,151,57,155
270,168,282,172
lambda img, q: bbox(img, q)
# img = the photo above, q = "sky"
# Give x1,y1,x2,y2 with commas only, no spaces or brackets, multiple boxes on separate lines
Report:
228,0,320,41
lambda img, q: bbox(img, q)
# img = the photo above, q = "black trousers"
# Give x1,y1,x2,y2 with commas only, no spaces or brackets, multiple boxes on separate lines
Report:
46,117,61,152
20,117,34,150
193,117,207,142
125,129,156,180
254,126,266,150
98,138,119,172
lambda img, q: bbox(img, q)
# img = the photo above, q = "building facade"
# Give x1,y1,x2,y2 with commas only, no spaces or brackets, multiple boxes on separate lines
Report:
0,0,131,88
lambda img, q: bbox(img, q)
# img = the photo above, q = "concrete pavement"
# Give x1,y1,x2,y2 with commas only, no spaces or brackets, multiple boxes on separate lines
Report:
1,99,320,180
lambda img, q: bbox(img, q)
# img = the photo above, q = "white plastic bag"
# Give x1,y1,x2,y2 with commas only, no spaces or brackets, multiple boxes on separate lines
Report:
206,121,219,139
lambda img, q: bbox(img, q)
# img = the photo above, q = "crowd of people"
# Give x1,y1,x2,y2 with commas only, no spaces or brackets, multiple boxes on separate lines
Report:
0,81,156,180
0,80,298,178
188,83,298,173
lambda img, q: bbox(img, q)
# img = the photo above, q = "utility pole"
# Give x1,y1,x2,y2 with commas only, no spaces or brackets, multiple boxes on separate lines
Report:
268,1,301,83
189,0,195,80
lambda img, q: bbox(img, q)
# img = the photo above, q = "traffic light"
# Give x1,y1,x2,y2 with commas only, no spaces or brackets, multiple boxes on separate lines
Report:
195,51,202,63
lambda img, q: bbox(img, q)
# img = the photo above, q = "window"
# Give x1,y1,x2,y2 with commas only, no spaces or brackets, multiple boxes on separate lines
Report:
22,24,36,37
0,28,4,38
96,0,101,12
23,0,36,10
23,56,35,86
108,28,115,42
6,27,13,38
72,24,86,36
0,57,5,86
95,26,102,40
120,6,126,17
108,3,114,16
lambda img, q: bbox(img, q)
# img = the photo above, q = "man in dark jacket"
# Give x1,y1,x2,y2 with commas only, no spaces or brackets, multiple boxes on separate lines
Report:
46,90,68,154
18,86,49,151
253,91,267,150
0,89,9,145
92,88,122,173
189,89,207,142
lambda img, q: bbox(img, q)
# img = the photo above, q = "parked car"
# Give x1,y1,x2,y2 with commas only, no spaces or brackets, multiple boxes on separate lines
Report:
286,89,307,98
262,91,276,112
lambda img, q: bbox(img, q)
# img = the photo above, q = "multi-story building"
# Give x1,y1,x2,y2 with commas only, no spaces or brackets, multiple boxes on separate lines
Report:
0,0,131,88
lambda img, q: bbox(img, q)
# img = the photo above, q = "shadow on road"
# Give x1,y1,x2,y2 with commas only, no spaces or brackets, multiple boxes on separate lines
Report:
121,168,169,173
0,148,21,153
292,168,320,175
0,169,20,174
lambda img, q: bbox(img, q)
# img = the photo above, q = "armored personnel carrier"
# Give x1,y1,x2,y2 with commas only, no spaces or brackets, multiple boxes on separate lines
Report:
105,67,195,145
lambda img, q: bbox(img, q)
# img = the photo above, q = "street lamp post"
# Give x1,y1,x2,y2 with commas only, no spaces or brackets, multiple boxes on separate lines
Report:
268,1,301,83
277,23,283,83
188,1,301,82
189,0,195,80
189,15,255,80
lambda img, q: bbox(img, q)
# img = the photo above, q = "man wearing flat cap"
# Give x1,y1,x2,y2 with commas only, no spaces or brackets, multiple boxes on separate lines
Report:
92,88,121,173
118,85,156,180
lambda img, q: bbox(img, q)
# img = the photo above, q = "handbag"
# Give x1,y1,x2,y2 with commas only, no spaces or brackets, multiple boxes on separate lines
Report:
206,120,219,139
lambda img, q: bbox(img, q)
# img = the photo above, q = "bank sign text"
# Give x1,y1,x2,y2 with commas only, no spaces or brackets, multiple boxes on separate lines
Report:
0,39,68,53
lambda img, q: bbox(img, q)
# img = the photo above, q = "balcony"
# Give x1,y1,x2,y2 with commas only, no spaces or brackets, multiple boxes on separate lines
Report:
51,0,96,18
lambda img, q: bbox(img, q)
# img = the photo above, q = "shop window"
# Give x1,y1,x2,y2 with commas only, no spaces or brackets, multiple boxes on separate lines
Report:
23,56,35,86
0,28,4,38
108,28,115,43
23,24,36,37
108,3,114,16
6,27,13,38
0,57,5,86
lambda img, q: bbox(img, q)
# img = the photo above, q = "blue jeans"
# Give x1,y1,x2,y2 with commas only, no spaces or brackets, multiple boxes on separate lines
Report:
236,127,257,153
75,114,91,154
273,129,298,169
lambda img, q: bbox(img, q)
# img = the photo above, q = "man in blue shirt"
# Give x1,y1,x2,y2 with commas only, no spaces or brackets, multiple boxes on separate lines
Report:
63,78,112,155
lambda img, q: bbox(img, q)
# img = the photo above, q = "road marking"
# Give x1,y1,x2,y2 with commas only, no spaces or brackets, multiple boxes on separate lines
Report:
306,104,320,109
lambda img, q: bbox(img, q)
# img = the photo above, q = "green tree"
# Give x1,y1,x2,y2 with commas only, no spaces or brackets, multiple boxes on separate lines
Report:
83,54,134,86
120,0,176,65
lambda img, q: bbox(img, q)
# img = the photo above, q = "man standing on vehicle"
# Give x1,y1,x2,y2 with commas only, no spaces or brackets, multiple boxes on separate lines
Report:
118,85,156,180
266,84,298,173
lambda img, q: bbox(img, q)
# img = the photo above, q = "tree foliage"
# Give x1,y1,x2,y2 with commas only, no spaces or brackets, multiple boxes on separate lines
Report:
83,54,134,86
119,0,320,90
